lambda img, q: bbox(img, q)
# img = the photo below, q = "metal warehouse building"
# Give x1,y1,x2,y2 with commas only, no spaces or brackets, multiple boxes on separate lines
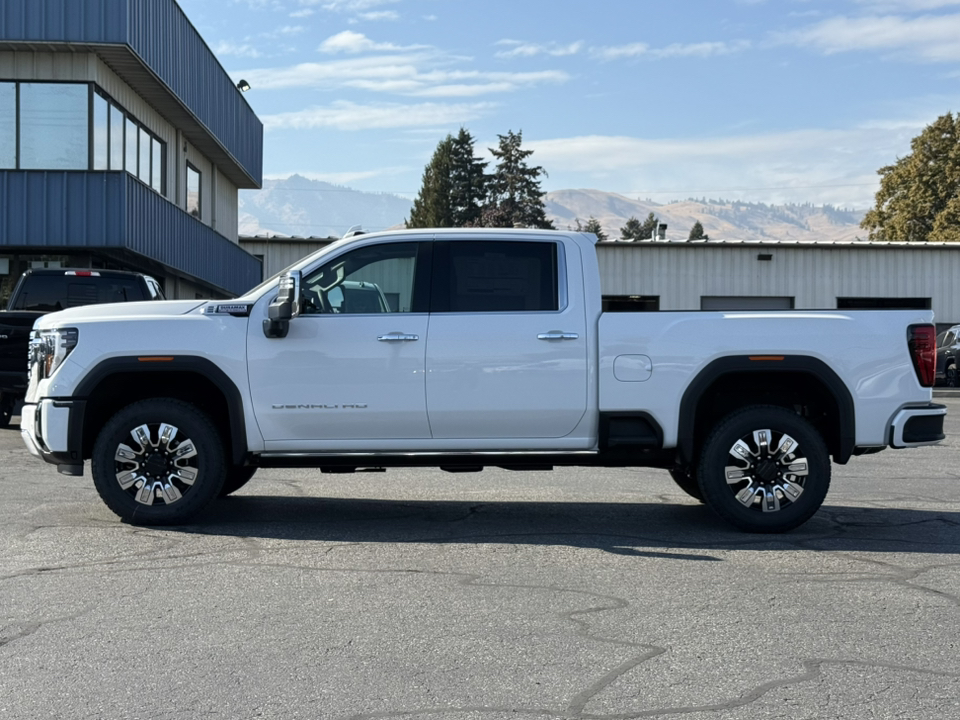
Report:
0,0,263,302
241,235,960,330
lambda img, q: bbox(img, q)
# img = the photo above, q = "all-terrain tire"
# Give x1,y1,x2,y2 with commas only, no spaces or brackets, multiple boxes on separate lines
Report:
697,405,831,533
91,398,225,525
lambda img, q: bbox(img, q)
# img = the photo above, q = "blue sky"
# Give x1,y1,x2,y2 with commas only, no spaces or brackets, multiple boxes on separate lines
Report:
175,0,960,210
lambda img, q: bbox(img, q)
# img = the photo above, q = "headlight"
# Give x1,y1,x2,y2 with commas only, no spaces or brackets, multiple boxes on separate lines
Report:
29,328,79,380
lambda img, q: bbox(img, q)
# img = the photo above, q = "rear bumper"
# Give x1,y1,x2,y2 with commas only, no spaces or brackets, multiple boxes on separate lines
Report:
890,403,946,448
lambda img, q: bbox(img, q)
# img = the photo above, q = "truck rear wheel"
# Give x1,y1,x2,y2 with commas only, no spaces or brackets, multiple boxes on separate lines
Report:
91,399,225,525
697,405,830,533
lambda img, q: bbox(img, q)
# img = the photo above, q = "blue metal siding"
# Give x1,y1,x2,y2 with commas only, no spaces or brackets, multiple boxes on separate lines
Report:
0,171,261,295
0,0,262,186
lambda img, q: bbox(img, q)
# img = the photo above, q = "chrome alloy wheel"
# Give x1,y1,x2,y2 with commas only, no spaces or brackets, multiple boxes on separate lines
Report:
724,429,809,513
114,423,199,506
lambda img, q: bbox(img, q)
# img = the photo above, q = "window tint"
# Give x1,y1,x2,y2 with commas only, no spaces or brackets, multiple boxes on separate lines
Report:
19,83,88,169
301,243,418,315
93,92,109,170
11,275,146,312
944,331,957,347
433,241,558,313
0,83,14,169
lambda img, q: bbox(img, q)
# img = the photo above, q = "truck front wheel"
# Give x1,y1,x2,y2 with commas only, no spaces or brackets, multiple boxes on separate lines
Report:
91,399,225,525
697,405,830,533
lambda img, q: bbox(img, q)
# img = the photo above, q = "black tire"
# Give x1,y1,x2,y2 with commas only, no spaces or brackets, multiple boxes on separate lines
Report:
91,398,225,525
697,405,830,533
668,466,704,502
219,466,257,497
947,365,958,388
0,397,12,429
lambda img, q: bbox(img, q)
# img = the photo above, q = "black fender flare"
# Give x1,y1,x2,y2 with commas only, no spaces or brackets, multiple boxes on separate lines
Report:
70,356,248,465
677,355,856,465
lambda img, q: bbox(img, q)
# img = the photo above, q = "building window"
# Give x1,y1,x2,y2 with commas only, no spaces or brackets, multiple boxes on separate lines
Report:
92,91,109,170
1,83,16,169
109,104,124,171
701,296,795,311
837,297,932,310
186,163,201,219
603,295,660,312
19,83,88,170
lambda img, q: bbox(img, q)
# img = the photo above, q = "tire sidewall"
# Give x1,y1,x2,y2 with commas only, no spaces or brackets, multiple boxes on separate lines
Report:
91,399,225,525
697,405,831,533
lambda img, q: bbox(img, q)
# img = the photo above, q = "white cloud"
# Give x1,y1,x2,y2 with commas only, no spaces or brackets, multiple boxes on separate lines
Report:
298,0,399,10
784,13,960,61
855,0,960,9
235,54,570,96
289,8,314,17
592,40,750,61
495,40,584,58
355,10,399,20
213,40,263,58
317,30,422,53
261,100,495,130
528,123,927,209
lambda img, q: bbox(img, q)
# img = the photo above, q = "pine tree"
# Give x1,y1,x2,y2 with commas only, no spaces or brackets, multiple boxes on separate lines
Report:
862,112,960,242
407,136,454,228
483,130,554,229
688,220,709,241
449,128,488,227
575,217,607,241
639,212,660,240
620,216,643,241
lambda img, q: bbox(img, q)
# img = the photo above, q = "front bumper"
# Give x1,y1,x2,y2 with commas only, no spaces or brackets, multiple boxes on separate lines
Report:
890,403,946,448
20,399,85,475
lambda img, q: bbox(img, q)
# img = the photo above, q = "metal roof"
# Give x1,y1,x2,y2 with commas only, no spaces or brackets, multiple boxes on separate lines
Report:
0,0,262,188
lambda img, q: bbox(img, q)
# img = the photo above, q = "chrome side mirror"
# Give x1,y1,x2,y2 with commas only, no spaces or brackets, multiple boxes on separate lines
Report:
263,271,302,338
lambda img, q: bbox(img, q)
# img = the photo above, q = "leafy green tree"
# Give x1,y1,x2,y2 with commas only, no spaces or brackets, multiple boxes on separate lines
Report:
483,130,554,229
407,135,454,228
575,217,607,241
688,220,709,241
449,128,488,227
861,112,960,242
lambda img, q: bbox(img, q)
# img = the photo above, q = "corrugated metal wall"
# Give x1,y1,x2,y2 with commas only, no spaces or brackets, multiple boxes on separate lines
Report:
0,0,262,186
0,170,260,295
597,242,960,322
241,239,335,279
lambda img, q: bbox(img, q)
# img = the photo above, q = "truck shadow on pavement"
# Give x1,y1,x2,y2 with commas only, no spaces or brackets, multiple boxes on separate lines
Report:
181,495,960,558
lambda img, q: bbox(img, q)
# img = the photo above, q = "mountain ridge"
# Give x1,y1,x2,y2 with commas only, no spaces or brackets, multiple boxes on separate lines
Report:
239,175,866,243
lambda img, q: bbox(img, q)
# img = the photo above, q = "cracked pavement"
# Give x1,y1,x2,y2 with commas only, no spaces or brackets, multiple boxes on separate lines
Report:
2,402,960,719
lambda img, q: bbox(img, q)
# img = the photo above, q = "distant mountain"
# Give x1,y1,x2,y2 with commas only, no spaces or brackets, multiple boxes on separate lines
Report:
545,190,865,243
238,175,413,238
238,177,865,243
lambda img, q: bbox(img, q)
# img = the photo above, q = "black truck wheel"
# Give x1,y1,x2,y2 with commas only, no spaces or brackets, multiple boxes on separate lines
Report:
91,399,225,525
0,393,14,429
697,405,830,533
220,466,257,497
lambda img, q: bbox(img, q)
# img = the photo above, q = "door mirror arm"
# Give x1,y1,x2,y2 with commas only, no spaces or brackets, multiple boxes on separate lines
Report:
263,271,302,339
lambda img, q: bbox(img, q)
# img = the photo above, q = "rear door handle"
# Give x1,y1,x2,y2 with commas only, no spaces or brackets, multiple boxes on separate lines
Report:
378,332,420,342
538,332,579,340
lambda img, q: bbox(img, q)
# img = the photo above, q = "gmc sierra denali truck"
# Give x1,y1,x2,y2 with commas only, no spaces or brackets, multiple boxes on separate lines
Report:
20,229,946,532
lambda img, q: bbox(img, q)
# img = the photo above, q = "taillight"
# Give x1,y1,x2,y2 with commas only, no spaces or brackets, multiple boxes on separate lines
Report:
908,324,936,387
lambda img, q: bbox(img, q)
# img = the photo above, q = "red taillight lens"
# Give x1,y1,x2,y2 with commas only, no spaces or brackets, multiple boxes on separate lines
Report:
908,324,936,387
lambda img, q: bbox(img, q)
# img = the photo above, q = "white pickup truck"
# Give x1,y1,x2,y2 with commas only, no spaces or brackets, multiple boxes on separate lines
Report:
20,229,946,532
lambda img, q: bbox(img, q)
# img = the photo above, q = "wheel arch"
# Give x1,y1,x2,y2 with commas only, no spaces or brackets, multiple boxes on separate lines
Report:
71,356,247,465
678,355,855,466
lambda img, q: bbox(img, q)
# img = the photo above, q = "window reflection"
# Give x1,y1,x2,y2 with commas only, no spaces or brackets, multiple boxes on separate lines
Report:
19,83,88,169
109,105,124,171
0,83,14,169
138,127,151,184
186,163,201,218
125,117,138,175
151,139,162,192
93,92,109,170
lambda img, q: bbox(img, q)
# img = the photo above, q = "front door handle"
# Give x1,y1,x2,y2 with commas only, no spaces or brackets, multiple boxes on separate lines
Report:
538,331,579,340
378,332,420,342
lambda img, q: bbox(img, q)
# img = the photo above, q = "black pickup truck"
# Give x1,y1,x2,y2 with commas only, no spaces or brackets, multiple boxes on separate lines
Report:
0,269,164,426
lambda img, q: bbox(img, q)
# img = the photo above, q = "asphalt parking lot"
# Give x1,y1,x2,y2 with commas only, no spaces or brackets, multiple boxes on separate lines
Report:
2,401,960,720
